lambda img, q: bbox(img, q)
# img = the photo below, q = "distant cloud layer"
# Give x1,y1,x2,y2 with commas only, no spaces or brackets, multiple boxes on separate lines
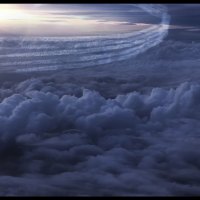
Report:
1,4,200,37
0,4,160,36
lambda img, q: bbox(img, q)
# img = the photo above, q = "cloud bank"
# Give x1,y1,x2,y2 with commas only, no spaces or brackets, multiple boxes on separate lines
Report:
0,77,199,196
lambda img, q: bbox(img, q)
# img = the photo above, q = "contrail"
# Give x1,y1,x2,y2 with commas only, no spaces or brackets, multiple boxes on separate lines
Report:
0,4,170,72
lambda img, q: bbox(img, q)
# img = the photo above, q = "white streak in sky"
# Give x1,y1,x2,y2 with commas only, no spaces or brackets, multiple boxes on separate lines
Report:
0,4,170,72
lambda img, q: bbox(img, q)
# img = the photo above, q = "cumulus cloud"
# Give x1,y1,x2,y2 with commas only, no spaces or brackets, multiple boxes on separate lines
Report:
0,75,199,196
0,36,200,196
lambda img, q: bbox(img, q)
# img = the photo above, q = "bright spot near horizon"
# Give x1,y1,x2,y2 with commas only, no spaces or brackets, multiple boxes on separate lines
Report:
0,4,40,24
0,4,151,36
0,9,34,21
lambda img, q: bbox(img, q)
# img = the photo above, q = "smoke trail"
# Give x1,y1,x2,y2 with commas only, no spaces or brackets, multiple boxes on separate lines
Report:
0,4,170,72
134,4,170,40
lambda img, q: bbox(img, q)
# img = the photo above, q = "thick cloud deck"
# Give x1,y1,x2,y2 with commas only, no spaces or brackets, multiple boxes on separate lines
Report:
0,78,200,196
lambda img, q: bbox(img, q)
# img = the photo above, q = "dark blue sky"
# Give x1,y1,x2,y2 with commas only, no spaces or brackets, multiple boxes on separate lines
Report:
166,4,200,41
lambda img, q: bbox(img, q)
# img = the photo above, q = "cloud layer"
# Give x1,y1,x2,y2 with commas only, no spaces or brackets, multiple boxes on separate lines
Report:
0,76,200,196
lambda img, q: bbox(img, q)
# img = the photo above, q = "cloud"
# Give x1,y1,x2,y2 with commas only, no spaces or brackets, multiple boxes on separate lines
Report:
1,26,200,195
0,4,161,37
0,75,199,195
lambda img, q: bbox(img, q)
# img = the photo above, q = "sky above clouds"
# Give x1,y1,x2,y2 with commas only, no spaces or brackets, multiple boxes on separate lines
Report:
0,4,199,38
0,4,159,36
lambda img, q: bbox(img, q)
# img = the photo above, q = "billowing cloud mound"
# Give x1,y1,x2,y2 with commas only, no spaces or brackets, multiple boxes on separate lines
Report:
0,78,200,196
